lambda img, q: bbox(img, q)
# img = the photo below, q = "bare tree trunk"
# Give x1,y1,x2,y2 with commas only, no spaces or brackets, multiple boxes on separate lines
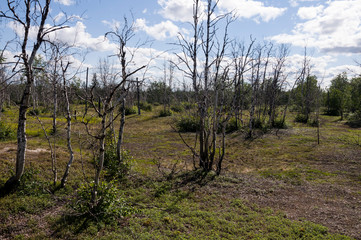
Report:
117,98,126,161
52,78,57,134
61,72,74,188
136,78,141,115
8,82,31,185
92,121,106,205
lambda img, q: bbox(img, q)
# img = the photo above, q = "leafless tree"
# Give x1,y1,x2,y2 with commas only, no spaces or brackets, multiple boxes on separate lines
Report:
231,38,255,127
175,0,235,174
1,0,69,187
104,16,147,161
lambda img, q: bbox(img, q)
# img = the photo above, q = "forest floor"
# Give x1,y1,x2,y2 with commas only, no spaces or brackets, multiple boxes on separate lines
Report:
0,106,360,239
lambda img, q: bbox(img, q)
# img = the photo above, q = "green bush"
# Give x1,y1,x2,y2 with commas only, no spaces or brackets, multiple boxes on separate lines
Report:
346,111,361,127
138,102,152,112
170,105,183,113
272,118,287,129
176,116,200,132
308,118,319,127
28,108,40,116
104,145,133,181
294,114,308,123
183,102,196,110
159,109,172,117
71,181,136,220
225,118,240,133
123,106,137,116
0,121,16,141
17,168,47,196
253,118,264,129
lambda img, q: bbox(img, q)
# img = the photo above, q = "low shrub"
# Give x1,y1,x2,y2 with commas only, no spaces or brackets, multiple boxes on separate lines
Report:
346,111,361,127
28,108,40,116
183,102,196,110
170,105,183,113
138,102,152,112
104,145,133,181
122,106,137,116
272,118,287,129
294,114,308,123
16,168,47,196
253,118,264,129
159,109,172,117
176,116,200,132
308,118,319,127
0,121,16,141
71,181,136,220
225,118,240,133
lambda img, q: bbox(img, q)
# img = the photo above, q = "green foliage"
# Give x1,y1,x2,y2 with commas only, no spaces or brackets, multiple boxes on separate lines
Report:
176,115,200,132
71,181,136,221
0,121,16,141
253,118,265,129
28,108,40,116
294,114,309,123
308,117,319,127
104,145,133,181
154,182,173,197
225,117,240,133
146,82,171,105
325,73,351,117
138,102,152,112
349,77,361,113
183,102,196,110
272,118,287,129
124,106,137,116
159,109,172,117
346,111,361,127
292,75,320,116
170,105,184,113
17,168,47,196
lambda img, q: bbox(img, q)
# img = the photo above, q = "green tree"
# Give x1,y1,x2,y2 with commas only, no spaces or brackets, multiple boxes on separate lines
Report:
293,75,320,122
349,76,361,114
146,81,171,105
326,73,350,120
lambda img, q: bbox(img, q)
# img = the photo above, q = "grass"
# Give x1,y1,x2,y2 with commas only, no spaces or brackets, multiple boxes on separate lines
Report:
0,106,360,239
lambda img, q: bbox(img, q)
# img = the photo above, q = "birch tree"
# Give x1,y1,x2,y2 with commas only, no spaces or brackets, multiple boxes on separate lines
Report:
1,0,68,187
175,0,234,174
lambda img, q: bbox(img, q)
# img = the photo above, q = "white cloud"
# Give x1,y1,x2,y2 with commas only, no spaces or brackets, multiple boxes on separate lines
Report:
270,1,361,54
297,5,324,20
158,0,197,22
158,0,286,23
8,21,116,52
218,0,287,22
52,22,116,51
289,0,320,8
283,53,361,87
54,0,75,6
135,18,181,40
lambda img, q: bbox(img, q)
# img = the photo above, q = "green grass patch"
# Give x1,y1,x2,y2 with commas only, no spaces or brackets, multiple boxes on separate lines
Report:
259,169,303,185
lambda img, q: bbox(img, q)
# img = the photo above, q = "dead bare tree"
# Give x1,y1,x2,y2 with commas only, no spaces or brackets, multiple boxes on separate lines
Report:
175,0,235,174
104,16,147,162
1,0,69,187
231,38,255,127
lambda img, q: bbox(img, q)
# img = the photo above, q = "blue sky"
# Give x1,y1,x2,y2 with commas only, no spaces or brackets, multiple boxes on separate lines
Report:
1,0,361,87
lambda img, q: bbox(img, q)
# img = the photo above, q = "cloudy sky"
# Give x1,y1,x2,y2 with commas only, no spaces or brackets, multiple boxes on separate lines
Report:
1,0,361,87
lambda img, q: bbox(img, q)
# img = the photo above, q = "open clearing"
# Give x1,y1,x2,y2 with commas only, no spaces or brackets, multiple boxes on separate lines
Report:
0,107,360,239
